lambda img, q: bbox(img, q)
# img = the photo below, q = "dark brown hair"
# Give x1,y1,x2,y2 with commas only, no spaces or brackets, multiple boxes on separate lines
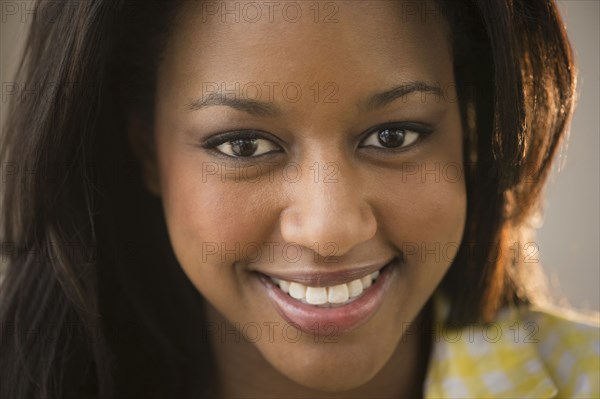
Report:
0,0,576,397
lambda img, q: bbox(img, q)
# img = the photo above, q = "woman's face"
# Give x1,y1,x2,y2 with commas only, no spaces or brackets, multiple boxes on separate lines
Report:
145,0,466,392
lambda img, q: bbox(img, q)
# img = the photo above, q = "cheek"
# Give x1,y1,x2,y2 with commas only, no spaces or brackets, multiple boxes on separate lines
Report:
393,122,466,267
156,150,282,304
166,180,261,248
403,176,465,238
371,129,467,278
158,149,273,256
365,158,466,330
376,176,466,262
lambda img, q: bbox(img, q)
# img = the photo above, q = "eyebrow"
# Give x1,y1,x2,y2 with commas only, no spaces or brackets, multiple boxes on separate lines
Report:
361,81,443,112
186,80,442,117
187,93,281,117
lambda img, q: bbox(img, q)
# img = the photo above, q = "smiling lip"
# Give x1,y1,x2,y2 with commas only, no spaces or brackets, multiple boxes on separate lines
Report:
258,258,396,287
257,258,399,335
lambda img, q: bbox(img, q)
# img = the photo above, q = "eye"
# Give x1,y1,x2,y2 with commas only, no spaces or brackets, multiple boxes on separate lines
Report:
216,138,279,157
360,126,422,150
200,131,282,158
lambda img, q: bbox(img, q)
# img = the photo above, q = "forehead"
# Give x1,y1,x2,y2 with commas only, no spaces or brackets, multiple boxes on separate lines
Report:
158,0,454,106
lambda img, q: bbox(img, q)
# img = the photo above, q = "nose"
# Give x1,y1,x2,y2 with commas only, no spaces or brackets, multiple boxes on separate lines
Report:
279,160,377,257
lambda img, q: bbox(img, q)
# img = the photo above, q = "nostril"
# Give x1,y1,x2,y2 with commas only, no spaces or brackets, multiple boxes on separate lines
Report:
279,186,378,255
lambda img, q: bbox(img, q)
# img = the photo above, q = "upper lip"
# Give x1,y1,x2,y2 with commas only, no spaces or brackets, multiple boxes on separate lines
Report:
258,257,397,287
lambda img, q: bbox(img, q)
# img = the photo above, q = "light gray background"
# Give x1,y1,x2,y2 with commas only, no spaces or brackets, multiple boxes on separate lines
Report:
538,0,600,312
1,1,598,311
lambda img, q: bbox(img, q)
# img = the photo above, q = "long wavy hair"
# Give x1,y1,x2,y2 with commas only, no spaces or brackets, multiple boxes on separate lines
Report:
0,0,576,397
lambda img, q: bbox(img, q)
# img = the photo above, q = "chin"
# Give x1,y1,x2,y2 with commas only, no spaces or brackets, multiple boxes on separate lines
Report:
287,366,375,393
265,341,384,393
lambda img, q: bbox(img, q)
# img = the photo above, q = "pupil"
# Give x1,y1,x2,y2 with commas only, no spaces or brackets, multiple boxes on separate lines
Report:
378,128,405,148
231,139,257,156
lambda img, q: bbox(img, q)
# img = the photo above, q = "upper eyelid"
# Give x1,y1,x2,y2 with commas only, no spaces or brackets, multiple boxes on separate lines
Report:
359,124,430,141
360,122,432,137
200,130,281,149
200,122,432,153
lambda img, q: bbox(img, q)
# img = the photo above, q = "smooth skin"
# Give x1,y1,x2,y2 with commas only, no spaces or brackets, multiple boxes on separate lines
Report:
130,1,467,397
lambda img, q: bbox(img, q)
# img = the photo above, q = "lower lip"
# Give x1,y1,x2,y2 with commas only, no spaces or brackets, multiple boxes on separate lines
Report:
257,259,398,336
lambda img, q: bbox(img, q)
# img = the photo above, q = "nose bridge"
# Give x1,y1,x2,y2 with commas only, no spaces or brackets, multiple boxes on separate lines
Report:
279,151,377,257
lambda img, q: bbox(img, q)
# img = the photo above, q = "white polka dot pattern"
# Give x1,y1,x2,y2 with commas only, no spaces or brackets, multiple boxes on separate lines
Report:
423,293,600,398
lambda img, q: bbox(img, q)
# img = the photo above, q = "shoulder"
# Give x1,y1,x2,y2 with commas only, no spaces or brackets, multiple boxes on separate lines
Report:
522,304,600,398
424,295,599,398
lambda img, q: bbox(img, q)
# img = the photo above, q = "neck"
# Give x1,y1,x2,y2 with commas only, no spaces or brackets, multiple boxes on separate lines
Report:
204,301,433,399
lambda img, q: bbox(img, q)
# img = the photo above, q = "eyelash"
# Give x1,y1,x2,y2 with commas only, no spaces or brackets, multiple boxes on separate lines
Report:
199,131,283,160
198,123,434,159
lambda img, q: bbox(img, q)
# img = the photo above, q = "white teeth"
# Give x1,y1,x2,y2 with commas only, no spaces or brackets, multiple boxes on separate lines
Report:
361,275,373,289
306,287,328,305
269,269,383,306
289,282,306,299
328,284,350,303
348,279,364,298
279,280,290,293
